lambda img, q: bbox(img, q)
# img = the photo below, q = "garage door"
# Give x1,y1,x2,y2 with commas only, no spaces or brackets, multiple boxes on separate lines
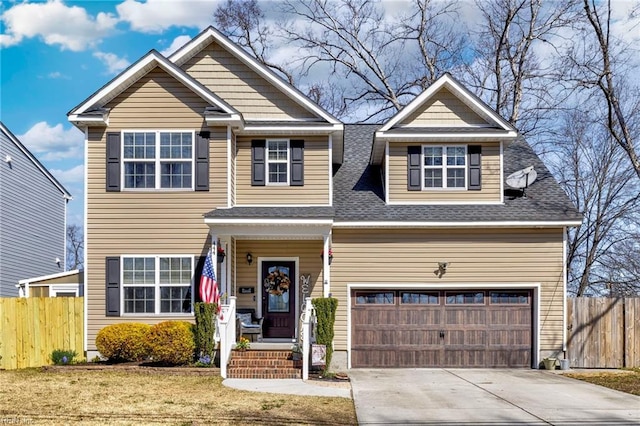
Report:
351,290,532,368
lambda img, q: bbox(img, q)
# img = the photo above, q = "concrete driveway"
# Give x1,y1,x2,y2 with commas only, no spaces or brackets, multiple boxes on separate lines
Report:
349,369,640,425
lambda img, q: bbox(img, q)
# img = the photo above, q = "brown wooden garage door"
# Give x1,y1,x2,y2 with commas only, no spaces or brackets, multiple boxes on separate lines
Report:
351,290,532,368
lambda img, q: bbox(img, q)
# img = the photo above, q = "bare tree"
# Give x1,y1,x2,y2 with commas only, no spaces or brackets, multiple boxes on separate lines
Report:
561,0,640,178
551,108,640,296
467,0,578,136
66,224,84,270
214,0,295,84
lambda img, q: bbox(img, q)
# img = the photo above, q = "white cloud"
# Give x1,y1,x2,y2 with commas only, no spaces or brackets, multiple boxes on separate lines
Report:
160,34,192,56
116,0,214,33
93,51,130,74
50,164,85,186
0,0,118,51
18,122,84,162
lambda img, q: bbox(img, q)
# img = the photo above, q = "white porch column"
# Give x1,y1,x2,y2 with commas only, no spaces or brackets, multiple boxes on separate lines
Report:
322,234,331,297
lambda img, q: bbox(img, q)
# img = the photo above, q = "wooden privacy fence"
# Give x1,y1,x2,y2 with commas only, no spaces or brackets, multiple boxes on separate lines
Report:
567,297,640,368
0,297,84,370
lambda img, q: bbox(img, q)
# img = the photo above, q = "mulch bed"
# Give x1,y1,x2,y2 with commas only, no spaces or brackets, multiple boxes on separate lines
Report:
42,361,221,376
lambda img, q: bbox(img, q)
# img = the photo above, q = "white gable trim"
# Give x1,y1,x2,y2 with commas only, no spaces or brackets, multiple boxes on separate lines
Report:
169,27,340,125
69,50,237,119
0,122,72,199
18,269,81,285
379,73,516,133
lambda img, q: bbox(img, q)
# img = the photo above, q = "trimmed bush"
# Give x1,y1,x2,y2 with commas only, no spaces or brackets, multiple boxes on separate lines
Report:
147,321,195,365
95,323,151,362
312,297,338,372
194,302,217,359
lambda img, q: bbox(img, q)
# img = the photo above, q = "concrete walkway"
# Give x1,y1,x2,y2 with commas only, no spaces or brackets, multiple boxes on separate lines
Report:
349,369,640,425
223,378,352,398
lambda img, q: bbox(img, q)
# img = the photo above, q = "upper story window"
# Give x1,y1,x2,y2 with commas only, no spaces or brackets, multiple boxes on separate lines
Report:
251,139,304,187
121,255,193,314
106,130,209,193
267,140,289,184
423,145,467,189
123,131,194,190
407,144,481,191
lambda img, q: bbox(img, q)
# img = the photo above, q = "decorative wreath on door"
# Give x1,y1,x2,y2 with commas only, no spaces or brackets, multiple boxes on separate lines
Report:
264,269,291,296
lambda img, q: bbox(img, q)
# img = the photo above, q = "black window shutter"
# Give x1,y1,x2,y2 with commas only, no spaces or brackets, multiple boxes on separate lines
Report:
407,146,422,191
194,256,205,303
105,257,121,317
106,133,121,192
468,145,482,190
290,140,304,186
195,133,210,191
251,139,266,186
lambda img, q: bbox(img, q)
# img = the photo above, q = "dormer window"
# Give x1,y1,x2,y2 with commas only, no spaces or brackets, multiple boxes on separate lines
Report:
423,146,467,189
408,144,481,191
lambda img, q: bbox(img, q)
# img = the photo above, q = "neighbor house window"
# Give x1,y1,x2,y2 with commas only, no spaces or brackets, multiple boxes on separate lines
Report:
123,131,194,189
267,139,289,184
423,145,467,189
122,256,193,314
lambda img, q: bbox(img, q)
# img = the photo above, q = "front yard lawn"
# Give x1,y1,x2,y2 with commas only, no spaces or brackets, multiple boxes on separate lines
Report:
564,368,640,396
0,369,356,425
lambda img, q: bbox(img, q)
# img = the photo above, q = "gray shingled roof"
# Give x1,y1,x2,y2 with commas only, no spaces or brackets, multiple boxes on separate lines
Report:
332,124,581,223
205,124,581,223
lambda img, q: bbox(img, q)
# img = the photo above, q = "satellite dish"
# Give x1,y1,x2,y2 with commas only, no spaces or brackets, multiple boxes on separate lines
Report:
506,166,537,197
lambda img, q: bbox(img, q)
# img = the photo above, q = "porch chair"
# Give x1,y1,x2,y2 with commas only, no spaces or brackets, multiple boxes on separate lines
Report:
236,308,264,342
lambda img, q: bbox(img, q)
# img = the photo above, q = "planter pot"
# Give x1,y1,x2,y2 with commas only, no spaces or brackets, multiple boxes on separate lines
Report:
543,358,557,370
559,359,570,370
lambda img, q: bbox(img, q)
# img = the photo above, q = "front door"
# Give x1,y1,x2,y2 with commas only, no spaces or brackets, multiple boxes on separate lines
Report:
261,261,296,339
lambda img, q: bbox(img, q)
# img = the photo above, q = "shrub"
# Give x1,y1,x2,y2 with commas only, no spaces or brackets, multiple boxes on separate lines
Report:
194,302,217,359
51,349,78,365
95,323,151,362
146,321,195,365
312,297,338,372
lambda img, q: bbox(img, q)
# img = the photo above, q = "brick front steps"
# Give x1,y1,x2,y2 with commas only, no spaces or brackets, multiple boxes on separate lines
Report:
227,350,302,379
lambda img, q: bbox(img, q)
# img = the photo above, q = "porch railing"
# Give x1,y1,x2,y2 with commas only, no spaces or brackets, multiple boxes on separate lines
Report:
301,297,315,380
218,296,236,379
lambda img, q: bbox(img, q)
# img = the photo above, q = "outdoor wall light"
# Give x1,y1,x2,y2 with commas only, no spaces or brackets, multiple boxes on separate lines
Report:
55,257,61,268
246,252,253,265
5,155,12,163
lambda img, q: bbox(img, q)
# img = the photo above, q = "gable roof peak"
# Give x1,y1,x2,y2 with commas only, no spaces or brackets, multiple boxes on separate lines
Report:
379,73,516,133
169,25,341,125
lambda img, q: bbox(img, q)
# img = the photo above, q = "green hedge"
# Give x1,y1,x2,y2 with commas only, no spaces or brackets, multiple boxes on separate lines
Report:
194,302,217,360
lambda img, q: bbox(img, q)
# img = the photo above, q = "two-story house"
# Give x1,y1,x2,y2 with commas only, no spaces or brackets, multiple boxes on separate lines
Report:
68,26,581,370
0,122,72,297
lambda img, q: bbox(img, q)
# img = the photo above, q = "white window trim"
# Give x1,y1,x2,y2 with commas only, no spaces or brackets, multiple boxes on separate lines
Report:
120,254,195,316
266,139,290,186
50,284,80,297
121,130,196,191
422,144,467,190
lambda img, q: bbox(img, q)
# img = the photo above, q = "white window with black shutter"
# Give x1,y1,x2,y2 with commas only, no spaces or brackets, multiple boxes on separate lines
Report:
105,255,194,316
105,130,209,192
251,138,304,186
407,144,481,191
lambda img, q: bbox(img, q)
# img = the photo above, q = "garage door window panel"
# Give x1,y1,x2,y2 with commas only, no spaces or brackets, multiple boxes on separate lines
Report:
355,292,395,304
446,291,485,304
490,291,529,304
401,292,439,304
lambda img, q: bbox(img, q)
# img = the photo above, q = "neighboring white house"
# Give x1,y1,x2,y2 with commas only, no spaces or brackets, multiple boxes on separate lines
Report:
16,269,84,298
0,122,72,297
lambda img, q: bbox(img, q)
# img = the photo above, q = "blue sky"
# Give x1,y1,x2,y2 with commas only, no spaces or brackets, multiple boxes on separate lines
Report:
1,0,638,228
1,0,221,226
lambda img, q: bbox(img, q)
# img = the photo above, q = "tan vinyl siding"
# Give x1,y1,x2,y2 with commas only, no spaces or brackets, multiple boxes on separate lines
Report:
400,88,489,126
388,141,501,203
181,41,317,120
106,67,211,128
234,240,324,310
330,228,565,356
85,94,228,351
235,136,330,205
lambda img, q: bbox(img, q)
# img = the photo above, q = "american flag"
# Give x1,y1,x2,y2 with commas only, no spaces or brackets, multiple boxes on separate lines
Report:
199,249,220,312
